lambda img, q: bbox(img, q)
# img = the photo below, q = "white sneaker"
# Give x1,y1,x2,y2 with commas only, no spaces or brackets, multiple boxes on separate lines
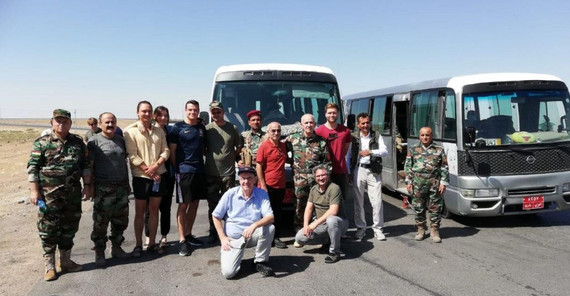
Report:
293,241,304,248
354,228,366,240
374,229,386,241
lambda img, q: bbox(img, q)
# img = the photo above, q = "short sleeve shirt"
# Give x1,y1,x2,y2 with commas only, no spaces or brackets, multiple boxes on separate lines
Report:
308,182,345,220
256,140,287,188
315,124,351,174
205,122,241,176
212,186,274,239
88,133,128,182
169,121,206,174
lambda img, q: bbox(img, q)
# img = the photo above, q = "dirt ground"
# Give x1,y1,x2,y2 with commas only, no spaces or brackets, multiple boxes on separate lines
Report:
0,119,134,296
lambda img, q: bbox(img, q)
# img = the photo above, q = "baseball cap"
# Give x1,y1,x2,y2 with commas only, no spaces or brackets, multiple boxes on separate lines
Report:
237,166,256,176
246,110,261,118
209,101,224,111
53,109,71,119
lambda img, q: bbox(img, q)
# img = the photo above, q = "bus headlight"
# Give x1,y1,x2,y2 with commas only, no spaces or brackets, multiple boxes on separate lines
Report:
562,183,570,193
475,189,499,197
460,188,499,198
460,189,475,198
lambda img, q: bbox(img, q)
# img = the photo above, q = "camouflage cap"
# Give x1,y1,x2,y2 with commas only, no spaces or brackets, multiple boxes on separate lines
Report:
209,101,224,111
53,109,71,119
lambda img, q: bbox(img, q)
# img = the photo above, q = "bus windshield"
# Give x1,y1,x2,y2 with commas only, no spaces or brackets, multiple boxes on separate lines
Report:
213,81,341,134
463,89,570,146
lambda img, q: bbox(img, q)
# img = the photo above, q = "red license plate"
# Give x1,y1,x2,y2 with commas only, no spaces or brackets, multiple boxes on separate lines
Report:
523,196,544,210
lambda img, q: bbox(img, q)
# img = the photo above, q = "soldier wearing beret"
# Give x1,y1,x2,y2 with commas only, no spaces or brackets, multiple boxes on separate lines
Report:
28,109,92,281
239,110,265,168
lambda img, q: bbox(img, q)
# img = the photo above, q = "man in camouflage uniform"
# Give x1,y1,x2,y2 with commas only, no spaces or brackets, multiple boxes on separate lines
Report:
87,112,130,267
286,114,331,233
404,126,449,243
240,110,265,168
27,109,91,281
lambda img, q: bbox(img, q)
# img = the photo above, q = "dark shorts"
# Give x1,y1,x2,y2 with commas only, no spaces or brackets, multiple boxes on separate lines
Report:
132,174,167,200
176,173,207,203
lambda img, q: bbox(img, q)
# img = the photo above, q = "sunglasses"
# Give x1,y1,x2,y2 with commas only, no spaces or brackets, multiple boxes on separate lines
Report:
270,129,281,133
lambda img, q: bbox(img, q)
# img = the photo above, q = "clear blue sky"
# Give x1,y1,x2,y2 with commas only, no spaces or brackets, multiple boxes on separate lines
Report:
1,0,569,119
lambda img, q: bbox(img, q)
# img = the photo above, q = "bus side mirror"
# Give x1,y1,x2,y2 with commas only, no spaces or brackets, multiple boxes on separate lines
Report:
464,127,476,144
200,111,210,125
347,114,356,131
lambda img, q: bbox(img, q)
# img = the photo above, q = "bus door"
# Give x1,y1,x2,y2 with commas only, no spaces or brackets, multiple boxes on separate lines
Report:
392,97,409,192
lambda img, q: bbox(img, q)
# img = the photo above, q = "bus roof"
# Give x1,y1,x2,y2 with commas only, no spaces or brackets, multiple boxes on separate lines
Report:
344,73,564,101
214,63,335,76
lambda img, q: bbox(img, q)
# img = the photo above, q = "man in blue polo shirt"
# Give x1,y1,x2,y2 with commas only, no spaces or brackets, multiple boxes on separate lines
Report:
212,166,275,279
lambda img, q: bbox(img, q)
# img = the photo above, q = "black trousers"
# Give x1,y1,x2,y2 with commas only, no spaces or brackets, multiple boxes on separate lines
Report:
266,186,285,238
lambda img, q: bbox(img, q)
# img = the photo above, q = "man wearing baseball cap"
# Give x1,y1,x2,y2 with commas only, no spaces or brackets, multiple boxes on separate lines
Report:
212,166,276,278
205,101,242,243
28,109,92,281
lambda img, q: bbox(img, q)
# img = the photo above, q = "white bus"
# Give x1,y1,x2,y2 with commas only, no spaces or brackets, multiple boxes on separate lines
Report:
209,63,343,204
344,73,570,217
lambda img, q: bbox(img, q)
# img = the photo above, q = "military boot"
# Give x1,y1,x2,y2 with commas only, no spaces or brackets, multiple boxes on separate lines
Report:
44,254,57,281
430,223,442,243
95,249,106,267
58,249,82,272
414,222,426,241
111,241,130,259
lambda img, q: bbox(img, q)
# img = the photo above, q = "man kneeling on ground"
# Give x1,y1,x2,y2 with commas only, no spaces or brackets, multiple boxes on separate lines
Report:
294,165,348,263
212,166,276,279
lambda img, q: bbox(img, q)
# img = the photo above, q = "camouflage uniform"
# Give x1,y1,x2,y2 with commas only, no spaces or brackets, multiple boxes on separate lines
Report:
404,142,449,228
91,183,129,249
286,132,331,229
240,130,266,167
27,132,90,256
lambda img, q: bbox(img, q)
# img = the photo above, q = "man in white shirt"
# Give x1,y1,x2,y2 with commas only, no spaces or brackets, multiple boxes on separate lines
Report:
349,113,388,241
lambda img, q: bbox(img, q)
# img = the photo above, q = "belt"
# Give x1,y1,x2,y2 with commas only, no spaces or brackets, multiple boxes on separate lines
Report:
413,172,433,177
95,180,128,186
359,163,371,169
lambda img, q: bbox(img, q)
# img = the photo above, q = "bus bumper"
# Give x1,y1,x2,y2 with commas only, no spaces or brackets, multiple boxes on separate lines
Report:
445,173,570,217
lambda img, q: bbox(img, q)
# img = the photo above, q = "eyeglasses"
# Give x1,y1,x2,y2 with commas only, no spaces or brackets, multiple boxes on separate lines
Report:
211,110,222,115
270,129,281,133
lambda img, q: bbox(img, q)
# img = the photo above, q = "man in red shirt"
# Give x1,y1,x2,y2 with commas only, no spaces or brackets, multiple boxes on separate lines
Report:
256,122,288,249
315,103,352,199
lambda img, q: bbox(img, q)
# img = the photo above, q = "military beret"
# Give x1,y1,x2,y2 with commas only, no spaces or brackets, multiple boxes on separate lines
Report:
246,110,261,118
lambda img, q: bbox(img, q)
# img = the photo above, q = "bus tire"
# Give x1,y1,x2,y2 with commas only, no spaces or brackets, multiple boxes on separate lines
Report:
441,204,454,219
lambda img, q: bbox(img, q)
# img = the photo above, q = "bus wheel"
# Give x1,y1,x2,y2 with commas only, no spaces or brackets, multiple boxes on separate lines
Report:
441,204,453,219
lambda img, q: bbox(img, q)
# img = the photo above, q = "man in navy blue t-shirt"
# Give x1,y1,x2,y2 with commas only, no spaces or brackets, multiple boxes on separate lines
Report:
169,100,208,256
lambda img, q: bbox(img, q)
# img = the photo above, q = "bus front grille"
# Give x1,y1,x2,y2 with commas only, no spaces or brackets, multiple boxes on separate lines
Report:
507,186,556,196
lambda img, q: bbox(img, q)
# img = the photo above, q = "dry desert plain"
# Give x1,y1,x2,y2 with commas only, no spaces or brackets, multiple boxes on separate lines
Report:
0,118,135,296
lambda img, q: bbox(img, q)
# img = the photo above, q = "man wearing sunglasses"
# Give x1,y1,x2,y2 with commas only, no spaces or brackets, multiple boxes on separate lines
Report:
256,122,288,249
205,101,242,243
84,117,102,143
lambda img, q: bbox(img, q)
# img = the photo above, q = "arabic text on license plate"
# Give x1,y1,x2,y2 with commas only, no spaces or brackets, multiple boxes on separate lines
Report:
523,196,544,210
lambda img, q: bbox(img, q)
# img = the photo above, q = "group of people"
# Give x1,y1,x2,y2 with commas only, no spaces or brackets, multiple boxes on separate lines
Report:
28,100,448,281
